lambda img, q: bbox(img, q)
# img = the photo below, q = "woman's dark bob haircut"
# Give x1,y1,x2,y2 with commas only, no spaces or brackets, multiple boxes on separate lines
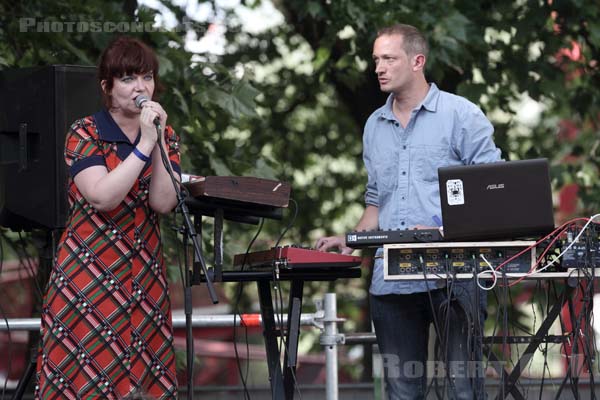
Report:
98,36,163,108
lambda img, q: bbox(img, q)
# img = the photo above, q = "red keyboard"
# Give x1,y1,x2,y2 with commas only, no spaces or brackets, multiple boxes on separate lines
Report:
233,246,362,270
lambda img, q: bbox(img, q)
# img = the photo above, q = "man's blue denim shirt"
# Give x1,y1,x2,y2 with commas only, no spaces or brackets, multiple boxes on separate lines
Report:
364,83,502,295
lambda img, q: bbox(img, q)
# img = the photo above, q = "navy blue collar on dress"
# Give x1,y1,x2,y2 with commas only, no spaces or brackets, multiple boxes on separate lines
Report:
93,109,141,145
93,109,148,164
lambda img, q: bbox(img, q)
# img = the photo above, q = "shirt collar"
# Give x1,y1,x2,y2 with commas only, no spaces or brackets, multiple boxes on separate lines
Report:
378,82,440,120
93,109,139,144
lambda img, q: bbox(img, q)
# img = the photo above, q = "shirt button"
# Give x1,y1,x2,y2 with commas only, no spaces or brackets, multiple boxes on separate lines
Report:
402,171,406,175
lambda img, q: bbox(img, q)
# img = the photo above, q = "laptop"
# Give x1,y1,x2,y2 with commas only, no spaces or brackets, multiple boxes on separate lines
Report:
438,158,555,241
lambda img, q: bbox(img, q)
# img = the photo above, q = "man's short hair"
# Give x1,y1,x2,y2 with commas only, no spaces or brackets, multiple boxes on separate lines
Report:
376,24,429,58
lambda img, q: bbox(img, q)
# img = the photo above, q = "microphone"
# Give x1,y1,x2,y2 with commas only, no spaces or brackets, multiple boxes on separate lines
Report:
134,95,160,126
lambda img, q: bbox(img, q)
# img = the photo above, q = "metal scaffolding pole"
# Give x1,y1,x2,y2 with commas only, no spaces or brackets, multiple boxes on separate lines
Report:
2,293,355,400
318,292,345,400
0,313,322,332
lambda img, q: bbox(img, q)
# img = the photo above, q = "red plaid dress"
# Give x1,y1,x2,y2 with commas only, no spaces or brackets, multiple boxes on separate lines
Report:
35,110,180,399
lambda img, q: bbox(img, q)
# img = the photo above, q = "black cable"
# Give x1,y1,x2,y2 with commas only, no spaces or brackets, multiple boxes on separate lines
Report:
554,280,577,399
439,275,456,399
270,199,303,400
523,281,539,400
425,267,450,399
0,233,12,400
537,280,552,400
0,301,11,400
452,280,482,399
586,266,597,397
16,233,43,300
571,274,596,400
579,239,597,396
468,254,482,398
155,124,218,398
232,218,265,400
565,279,582,399
580,287,596,400
156,125,186,203
522,282,539,400
273,198,298,250
420,255,458,399
432,275,452,400
173,213,187,293
500,270,509,400
486,288,502,381
504,282,530,397
571,280,584,400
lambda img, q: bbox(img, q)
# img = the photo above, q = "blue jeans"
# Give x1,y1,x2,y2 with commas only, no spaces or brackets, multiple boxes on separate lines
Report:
371,282,487,400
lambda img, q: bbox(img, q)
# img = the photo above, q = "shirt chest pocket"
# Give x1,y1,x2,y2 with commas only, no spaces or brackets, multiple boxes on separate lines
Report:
373,151,399,192
411,145,449,184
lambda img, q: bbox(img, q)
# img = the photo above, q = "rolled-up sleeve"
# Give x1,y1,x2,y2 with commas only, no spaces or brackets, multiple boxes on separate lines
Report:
363,120,379,207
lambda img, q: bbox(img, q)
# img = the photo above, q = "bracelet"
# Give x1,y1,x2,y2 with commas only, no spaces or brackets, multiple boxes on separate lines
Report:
132,147,151,162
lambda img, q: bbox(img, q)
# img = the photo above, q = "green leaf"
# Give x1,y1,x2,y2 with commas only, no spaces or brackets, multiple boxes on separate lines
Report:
206,82,258,119
210,157,233,176
313,46,331,70
171,87,190,116
444,12,470,43
158,54,174,75
588,23,600,46
306,1,324,18
58,36,94,65
252,158,278,180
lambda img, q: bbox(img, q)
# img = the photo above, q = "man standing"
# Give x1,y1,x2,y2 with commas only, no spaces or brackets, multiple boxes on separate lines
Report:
317,24,501,399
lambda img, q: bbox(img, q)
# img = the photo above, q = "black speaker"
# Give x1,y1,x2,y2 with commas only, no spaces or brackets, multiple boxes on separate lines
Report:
0,65,101,230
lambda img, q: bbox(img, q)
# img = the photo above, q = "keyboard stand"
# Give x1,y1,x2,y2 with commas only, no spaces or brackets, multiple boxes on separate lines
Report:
204,268,361,399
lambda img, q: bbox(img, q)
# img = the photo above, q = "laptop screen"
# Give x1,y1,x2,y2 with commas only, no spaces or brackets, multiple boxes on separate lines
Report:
438,158,555,241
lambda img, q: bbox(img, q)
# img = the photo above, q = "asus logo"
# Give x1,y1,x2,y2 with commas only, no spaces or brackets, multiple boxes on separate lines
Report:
486,184,505,190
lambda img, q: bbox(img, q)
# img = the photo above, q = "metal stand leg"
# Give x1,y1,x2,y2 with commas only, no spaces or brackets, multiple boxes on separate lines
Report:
12,351,36,400
495,284,574,400
283,280,304,399
257,280,286,399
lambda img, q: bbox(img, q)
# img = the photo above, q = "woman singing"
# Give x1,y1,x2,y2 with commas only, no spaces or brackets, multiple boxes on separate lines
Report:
36,36,180,399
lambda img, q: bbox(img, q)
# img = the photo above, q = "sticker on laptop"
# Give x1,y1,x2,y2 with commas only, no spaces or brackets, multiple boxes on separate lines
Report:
446,179,464,205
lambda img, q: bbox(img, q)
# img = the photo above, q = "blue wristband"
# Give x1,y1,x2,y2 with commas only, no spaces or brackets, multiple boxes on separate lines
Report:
132,147,151,162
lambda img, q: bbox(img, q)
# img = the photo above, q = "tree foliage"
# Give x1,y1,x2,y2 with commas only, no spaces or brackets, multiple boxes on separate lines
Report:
206,0,600,239
3,0,598,249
